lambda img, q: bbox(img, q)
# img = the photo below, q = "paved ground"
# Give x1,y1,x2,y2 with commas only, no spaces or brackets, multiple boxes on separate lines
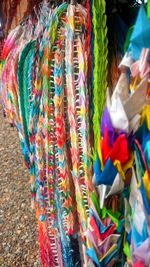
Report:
0,104,39,267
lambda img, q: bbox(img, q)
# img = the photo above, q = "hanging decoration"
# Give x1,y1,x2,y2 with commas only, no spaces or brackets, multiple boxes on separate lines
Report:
94,3,150,267
92,0,108,156
1,1,150,267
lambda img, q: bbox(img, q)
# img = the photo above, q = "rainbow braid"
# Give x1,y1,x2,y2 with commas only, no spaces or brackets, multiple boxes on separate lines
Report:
65,4,82,230
1,43,21,123
12,45,23,125
54,44,80,266
75,4,98,262
2,51,17,123
54,20,75,237
2,25,23,60
65,6,92,265
39,4,68,266
27,9,55,264
28,8,54,210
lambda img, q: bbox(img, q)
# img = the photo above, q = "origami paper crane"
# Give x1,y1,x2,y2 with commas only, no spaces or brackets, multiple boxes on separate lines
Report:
129,6,150,60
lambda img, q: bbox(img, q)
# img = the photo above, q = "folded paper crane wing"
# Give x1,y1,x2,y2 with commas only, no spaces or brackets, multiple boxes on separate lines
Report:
124,79,148,120
105,173,124,198
101,129,129,165
101,107,115,144
133,261,145,267
95,158,118,186
130,49,150,79
107,87,129,132
132,237,150,266
129,168,150,266
129,6,150,61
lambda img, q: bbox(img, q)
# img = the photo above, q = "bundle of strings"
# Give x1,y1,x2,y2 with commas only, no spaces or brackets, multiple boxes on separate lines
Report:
1,2,101,266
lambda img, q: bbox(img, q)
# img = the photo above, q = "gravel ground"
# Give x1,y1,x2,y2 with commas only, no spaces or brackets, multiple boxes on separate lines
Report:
0,104,40,267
